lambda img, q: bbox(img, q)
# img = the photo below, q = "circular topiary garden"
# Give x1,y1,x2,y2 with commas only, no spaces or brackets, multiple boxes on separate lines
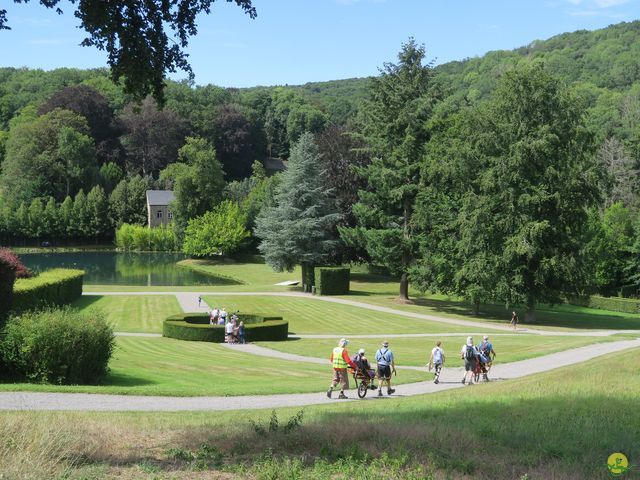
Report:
163,313,289,342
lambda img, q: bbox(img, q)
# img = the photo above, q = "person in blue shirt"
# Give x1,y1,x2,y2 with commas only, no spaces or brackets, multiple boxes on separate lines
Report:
478,335,497,381
375,340,396,397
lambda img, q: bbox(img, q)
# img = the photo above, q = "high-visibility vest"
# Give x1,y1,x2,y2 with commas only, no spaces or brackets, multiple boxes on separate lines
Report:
332,347,348,369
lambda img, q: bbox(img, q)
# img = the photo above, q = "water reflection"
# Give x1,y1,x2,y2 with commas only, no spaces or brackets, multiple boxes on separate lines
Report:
20,252,240,286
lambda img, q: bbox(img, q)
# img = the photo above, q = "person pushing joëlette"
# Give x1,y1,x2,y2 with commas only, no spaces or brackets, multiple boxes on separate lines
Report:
327,338,358,399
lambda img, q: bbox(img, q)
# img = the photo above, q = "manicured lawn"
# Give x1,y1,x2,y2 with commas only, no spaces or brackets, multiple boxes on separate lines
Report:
257,334,617,367
202,295,503,335
72,295,183,333
0,336,428,396
3,348,639,479
179,257,303,288
347,293,640,332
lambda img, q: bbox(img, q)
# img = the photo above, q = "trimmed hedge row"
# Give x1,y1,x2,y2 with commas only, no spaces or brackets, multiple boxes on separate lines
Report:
163,313,288,342
0,307,114,384
567,295,640,314
12,269,84,314
314,267,350,296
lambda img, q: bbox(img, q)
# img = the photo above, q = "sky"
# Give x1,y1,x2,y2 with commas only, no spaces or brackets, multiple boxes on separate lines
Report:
1,0,639,88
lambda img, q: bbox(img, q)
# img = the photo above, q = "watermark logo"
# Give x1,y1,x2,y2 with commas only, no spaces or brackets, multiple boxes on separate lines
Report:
607,453,629,476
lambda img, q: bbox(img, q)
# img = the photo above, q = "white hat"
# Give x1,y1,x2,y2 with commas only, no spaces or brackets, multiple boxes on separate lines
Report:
483,335,489,340
466,336,473,345
358,348,365,354
339,338,349,347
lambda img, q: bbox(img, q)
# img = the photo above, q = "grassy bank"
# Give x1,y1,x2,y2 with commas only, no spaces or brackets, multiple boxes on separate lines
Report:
1,348,638,479
0,336,428,396
202,295,502,335
72,295,183,332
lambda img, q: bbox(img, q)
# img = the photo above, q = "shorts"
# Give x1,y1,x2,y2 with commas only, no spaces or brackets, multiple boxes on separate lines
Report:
464,360,476,371
377,364,391,379
331,369,349,390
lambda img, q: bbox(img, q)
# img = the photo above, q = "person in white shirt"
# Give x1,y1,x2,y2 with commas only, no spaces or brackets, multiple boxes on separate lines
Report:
225,318,235,343
460,336,479,385
428,341,445,384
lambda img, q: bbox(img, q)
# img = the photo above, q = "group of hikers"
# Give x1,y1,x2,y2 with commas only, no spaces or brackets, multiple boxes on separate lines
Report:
208,306,245,344
327,335,497,399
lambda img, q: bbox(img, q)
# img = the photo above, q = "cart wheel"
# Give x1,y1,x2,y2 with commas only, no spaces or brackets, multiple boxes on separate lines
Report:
357,381,368,398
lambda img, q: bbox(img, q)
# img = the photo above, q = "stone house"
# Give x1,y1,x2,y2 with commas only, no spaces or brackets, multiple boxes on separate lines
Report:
146,190,175,227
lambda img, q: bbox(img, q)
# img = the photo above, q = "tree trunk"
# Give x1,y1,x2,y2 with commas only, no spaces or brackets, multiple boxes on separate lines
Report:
301,263,315,293
524,295,536,323
398,272,409,301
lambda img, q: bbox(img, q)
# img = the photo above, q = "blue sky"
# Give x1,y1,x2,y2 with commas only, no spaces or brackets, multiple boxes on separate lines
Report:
1,0,639,87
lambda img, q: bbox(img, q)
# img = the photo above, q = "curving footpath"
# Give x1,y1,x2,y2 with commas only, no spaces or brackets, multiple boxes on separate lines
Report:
0,339,638,412
87,291,640,338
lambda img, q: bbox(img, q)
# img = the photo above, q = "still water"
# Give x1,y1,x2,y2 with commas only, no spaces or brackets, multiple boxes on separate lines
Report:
20,252,238,286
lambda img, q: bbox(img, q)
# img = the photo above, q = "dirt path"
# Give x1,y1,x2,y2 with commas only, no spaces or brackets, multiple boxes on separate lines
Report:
1,339,638,412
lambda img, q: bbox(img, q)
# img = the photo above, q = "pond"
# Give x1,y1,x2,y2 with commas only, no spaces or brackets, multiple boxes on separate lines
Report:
19,252,240,286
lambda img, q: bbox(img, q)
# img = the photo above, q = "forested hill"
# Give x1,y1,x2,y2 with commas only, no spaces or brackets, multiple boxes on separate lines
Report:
288,20,640,133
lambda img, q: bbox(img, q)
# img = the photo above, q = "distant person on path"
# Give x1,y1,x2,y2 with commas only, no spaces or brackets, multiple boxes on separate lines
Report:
511,311,519,331
220,308,228,324
225,318,235,343
460,336,479,385
327,338,358,399
428,341,445,384
375,340,396,396
209,307,218,325
238,321,245,344
198,295,202,307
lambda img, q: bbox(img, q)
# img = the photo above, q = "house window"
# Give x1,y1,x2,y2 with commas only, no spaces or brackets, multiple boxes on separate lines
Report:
156,210,163,219
168,212,173,220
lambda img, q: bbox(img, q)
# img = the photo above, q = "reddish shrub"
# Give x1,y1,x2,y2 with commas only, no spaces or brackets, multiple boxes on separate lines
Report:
0,249,31,279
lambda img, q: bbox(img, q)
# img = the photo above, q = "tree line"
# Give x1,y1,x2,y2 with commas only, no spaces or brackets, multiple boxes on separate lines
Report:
2,21,640,315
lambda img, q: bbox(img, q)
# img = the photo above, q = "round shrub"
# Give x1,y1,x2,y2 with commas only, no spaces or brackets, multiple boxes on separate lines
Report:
0,307,115,384
163,313,288,342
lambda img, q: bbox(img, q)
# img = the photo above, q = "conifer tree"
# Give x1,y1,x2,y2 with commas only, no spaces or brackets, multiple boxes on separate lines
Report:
255,132,341,291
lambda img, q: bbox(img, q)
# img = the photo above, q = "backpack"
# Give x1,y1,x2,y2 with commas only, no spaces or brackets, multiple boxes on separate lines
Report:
464,345,476,361
480,341,490,356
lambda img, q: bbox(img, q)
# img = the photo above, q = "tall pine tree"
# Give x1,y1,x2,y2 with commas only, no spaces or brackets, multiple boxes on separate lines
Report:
255,132,341,291
343,39,439,300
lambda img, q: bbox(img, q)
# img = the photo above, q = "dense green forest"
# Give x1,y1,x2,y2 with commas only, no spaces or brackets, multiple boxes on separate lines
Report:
1,20,640,305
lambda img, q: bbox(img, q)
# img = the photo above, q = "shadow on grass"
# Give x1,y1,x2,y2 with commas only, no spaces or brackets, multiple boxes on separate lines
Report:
346,293,640,331
71,295,104,310
101,371,159,388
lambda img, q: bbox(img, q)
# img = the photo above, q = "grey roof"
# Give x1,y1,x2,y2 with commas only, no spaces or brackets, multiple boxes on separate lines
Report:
146,190,175,206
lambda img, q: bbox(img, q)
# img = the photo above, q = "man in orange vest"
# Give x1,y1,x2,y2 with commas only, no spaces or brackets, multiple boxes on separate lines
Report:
327,338,358,399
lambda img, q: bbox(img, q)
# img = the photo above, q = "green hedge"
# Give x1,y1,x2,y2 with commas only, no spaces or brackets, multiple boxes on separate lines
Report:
163,313,288,342
567,295,640,314
0,307,114,384
12,269,84,314
314,267,350,295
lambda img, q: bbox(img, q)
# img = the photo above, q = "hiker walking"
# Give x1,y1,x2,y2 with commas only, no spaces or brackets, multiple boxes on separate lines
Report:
375,340,396,396
511,311,519,331
461,336,479,385
429,340,445,384
327,338,358,399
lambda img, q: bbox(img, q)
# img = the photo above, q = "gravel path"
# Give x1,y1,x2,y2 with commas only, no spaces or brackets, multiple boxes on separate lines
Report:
1,339,638,412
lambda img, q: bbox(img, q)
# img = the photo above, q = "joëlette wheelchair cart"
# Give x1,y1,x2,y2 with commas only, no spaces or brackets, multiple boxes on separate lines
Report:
473,358,492,383
348,367,377,398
